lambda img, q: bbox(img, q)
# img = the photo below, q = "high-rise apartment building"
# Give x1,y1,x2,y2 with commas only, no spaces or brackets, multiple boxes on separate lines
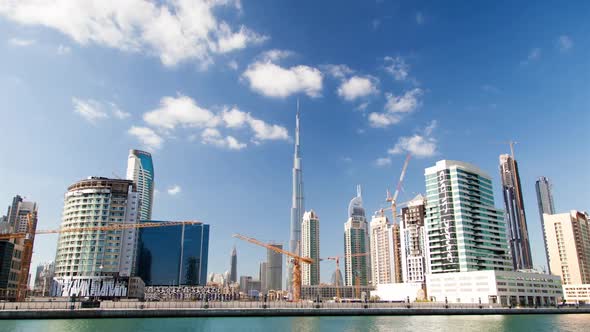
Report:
301,210,320,286
400,194,428,283
54,177,140,278
536,176,556,273
230,246,237,283
126,149,155,221
0,195,38,299
424,160,512,274
369,214,394,285
137,221,209,286
499,154,533,270
289,105,305,291
344,186,371,286
544,211,590,285
259,262,267,293
266,243,283,291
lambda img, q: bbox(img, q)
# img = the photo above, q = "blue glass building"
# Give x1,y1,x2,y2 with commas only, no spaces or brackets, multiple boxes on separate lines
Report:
137,221,209,286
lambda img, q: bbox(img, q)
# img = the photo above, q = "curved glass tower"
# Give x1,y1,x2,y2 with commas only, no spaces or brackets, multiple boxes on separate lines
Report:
126,149,155,221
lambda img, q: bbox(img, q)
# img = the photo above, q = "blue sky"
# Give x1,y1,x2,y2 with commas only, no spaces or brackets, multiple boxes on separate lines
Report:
0,1,588,284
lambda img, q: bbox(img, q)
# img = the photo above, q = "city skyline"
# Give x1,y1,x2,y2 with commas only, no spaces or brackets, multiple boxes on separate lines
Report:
0,1,588,283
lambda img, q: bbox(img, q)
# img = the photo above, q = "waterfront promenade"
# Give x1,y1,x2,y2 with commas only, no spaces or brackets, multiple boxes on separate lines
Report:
1,301,589,319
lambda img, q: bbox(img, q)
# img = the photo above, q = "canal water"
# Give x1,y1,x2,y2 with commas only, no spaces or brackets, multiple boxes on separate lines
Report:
1,314,589,331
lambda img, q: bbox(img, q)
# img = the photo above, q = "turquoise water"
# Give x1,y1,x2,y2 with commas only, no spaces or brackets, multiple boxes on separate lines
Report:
1,315,590,332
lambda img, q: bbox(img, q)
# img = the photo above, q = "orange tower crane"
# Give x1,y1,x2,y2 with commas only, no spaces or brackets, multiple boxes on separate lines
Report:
0,220,203,301
232,233,313,301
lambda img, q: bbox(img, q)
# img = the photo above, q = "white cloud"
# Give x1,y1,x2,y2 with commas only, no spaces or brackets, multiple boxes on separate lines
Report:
356,101,369,112
416,12,424,25
387,121,438,157
375,157,392,167
72,98,108,123
384,56,409,81
128,126,163,150
385,88,422,113
111,103,131,119
337,76,378,101
259,49,293,62
215,23,267,53
143,95,218,130
557,35,573,52
0,0,264,67
167,185,181,195
72,98,130,122
322,64,354,79
8,37,35,47
242,61,323,98
201,128,246,150
368,88,423,128
228,60,238,70
388,135,436,157
131,96,289,150
57,44,71,55
368,112,402,127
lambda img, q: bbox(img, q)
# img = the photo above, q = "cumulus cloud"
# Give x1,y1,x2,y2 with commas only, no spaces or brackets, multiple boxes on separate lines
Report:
0,0,265,67
368,88,423,128
72,98,130,123
8,37,35,47
337,76,379,101
167,185,181,195
128,126,163,150
242,61,323,98
144,95,219,130
557,35,573,52
322,64,354,79
259,49,294,62
130,95,289,150
384,56,409,81
201,128,246,150
387,120,438,157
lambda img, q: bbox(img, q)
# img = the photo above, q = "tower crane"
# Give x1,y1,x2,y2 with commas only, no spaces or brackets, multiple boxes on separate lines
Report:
0,220,203,301
320,252,368,299
383,153,411,283
232,233,313,302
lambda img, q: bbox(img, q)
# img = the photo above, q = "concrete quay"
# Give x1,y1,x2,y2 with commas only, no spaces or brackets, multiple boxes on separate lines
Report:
1,306,590,319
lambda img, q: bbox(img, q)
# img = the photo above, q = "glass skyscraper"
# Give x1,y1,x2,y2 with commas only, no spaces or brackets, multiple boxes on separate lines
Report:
536,176,556,273
137,221,209,286
126,149,155,221
424,160,512,274
344,185,370,286
499,154,533,270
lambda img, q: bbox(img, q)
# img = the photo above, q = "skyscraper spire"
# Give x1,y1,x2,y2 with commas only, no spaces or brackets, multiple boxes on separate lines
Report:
288,100,305,292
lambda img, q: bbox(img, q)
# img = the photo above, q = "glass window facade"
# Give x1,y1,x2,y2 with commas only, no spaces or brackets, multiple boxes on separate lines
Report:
137,222,209,286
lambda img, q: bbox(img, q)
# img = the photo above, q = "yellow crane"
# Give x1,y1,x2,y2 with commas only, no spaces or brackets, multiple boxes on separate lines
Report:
232,233,313,301
0,220,203,301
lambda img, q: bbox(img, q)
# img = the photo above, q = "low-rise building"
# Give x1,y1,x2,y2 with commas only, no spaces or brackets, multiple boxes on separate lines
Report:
562,284,590,304
301,284,374,301
370,283,425,302
426,270,562,306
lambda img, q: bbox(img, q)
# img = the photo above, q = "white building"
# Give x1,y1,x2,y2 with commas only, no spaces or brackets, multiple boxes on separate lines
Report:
400,194,428,283
369,214,394,285
126,149,155,221
54,177,140,278
371,283,425,302
301,210,320,286
562,284,590,304
426,270,562,306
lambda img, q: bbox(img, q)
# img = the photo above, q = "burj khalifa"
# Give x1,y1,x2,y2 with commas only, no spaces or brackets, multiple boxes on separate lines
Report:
288,101,304,292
